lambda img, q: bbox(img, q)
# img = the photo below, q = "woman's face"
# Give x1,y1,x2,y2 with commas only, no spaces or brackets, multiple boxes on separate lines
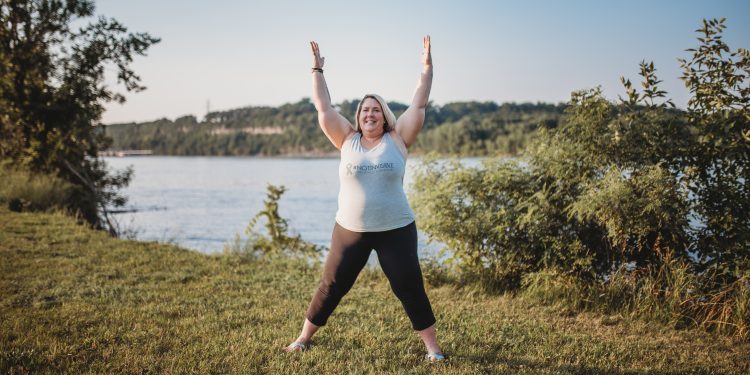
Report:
358,97,386,137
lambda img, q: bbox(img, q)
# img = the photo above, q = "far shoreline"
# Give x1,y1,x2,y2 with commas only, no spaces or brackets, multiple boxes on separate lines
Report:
99,151,512,159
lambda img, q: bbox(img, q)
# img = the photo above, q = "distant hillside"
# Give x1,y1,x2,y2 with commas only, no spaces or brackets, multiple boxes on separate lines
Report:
103,99,566,156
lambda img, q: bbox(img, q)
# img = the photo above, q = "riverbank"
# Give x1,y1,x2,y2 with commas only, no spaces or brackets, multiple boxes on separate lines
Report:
1,208,748,374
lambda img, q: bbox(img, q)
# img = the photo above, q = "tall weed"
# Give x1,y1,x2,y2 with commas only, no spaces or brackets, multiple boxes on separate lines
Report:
522,259,749,339
0,160,74,213
225,184,323,261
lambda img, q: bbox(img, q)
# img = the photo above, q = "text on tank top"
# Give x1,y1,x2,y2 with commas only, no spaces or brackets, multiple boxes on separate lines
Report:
335,132,415,232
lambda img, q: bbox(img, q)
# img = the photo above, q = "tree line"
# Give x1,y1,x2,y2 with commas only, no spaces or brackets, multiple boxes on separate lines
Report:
103,100,565,156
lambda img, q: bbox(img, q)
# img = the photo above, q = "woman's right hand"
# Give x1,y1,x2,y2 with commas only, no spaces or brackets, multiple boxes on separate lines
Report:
310,41,325,69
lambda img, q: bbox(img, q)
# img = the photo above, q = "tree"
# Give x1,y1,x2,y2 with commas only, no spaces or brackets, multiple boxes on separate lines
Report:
677,18,750,278
0,0,159,232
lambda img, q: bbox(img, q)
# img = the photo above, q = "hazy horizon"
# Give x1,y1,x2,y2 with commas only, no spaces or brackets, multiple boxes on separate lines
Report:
95,0,750,124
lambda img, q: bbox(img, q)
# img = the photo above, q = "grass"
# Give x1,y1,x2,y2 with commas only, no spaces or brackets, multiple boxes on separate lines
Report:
1,208,749,374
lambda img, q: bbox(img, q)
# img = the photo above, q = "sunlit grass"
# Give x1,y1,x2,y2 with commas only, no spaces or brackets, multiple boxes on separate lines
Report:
1,208,748,374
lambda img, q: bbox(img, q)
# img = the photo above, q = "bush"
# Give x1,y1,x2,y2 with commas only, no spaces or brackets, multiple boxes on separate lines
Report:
411,19,749,338
411,156,543,290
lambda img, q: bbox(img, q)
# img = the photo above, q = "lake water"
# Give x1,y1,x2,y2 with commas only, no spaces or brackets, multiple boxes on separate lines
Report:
104,156,471,258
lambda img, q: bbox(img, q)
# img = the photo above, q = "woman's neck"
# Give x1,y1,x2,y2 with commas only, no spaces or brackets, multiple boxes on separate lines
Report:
360,131,384,149
361,132,382,141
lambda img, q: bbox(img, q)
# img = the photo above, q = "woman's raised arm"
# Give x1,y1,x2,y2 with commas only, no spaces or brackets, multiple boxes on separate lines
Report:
310,41,354,150
396,35,433,148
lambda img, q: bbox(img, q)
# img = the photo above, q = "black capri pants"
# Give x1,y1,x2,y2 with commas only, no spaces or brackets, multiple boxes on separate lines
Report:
305,221,437,331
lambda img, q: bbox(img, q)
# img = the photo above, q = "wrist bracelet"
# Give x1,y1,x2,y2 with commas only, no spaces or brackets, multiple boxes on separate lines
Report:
312,67,324,73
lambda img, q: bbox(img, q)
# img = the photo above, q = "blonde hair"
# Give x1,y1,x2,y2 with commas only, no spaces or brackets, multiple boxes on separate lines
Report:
354,94,397,133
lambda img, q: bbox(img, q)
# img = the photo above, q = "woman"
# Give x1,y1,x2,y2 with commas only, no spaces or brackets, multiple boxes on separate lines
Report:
284,36,444,362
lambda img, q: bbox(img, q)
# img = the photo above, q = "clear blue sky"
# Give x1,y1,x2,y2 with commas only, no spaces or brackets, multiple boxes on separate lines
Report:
95,0,750,124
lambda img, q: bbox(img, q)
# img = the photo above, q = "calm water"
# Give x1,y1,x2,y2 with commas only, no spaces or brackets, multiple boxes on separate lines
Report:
104,156,473,256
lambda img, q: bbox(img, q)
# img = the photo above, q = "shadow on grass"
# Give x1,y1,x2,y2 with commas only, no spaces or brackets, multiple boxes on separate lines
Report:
456,353,678,375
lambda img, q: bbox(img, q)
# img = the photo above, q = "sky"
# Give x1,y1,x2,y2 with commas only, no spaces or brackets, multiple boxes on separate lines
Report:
94,0,750,124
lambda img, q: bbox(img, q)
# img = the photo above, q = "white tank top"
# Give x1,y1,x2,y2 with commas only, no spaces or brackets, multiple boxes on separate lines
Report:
335,132,415,232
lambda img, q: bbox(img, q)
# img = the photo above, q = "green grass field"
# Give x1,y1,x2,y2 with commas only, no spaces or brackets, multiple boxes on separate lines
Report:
1,208,748,374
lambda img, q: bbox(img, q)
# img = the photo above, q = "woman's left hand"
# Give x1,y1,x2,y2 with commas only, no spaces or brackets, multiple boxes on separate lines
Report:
422,35,432,69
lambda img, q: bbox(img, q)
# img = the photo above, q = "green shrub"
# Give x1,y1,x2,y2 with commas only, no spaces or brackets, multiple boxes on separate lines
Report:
411,156,543,290
411,19,749,338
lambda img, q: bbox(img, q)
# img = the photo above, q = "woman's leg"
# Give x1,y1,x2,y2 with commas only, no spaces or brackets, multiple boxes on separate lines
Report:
285,318,319,351
417,325,441,355
287,223,371,349
373,222,442,354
